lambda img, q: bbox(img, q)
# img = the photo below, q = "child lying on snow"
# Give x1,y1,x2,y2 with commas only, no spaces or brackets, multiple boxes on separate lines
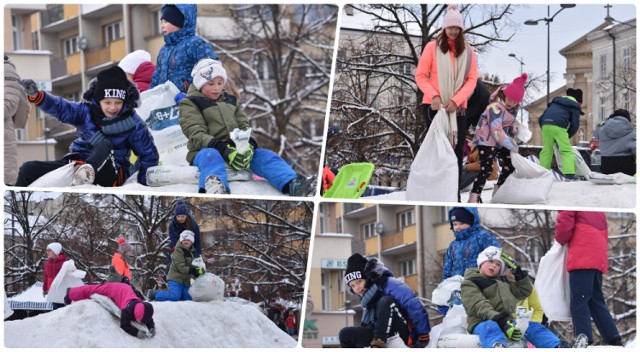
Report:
65,282,155,339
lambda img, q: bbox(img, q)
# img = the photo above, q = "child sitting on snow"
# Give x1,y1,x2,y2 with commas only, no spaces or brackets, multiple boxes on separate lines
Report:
468,73,527,203
148,230,203,301
16,66,159,187
178,58,314,195
65,282,155,338
460,246,554,348
338,253,430,348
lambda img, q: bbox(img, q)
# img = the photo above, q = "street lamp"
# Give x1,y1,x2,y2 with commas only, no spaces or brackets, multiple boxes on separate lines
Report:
525,4,576,105
508,53,525,74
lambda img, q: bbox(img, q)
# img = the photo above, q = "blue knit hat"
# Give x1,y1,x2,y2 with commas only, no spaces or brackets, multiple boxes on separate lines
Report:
450,208,475,226
175,200,189,216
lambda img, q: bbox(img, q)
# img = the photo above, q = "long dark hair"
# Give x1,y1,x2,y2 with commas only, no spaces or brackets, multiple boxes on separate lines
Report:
177,215,194,231
437,29,467,58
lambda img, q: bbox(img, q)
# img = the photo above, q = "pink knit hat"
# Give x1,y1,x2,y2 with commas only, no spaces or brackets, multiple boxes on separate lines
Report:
443,4,464,29
502,73,528,103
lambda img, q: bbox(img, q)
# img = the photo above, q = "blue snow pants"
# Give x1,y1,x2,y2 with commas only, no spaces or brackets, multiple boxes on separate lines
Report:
154,280,192,302
525,322,560,348
570,269,621,343
473,320,508,348
193,148,297,192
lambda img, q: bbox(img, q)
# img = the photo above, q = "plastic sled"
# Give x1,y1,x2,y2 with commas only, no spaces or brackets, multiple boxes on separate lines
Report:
322,163,374,199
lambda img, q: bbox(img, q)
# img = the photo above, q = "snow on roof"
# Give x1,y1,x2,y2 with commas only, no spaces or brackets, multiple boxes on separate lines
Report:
5,299,297,347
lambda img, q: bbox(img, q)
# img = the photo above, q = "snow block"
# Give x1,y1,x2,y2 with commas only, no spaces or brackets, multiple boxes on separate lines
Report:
188,273,225,302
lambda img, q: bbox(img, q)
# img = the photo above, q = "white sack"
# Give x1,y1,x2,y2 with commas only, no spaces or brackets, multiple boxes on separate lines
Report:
432,275,464,306
29,163,75,187
554,145,591,179
188,273,225,302
534,241,572,321
491,152,554,204
45,260,86,304
407,109,458,202
146,165,200,186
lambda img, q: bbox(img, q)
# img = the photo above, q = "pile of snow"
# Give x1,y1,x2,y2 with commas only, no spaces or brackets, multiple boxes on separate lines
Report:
5,299,297,348
366,180,636,208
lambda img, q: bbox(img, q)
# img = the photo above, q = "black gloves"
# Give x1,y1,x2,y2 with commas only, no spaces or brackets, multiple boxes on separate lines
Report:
189,266,205,277
494,314,522,341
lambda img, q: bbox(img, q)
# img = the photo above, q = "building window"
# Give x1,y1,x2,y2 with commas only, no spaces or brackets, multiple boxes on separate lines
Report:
63,36,79,57
400,259,416,276
12,15,21,50
398,209,414,229
321,271,330,310
151,9,162,35
319,203,326,233
104,22,123,45
600,54,607,78
622,46,631,74
362,222,375,238
622,91,630,112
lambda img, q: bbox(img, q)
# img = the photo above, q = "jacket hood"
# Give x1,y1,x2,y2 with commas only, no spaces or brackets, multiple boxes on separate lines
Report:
448,206,481,240
82,76,141,112
163,4,198,45
600,116,634,140
549,96,582,113
364,258,393,287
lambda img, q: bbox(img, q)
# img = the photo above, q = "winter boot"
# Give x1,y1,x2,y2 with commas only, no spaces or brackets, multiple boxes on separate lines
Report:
72,163,95,186
492,342,506,348
467,192,482,204
572,334,589,348
606,337,623,346
563,174,580,182
370,338,386,348
287,174,316,197
146,289,155,301
205,175,230,194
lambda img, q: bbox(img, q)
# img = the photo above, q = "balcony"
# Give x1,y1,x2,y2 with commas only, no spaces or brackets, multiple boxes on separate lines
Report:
364,236,379,257
402,274,419,293
66,53,81,76
40,4,79,33
380,224,417,254
85,39,126,71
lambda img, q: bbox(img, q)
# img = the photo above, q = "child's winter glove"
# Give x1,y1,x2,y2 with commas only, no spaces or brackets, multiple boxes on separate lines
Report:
19,79,39,97
495,315,522,341
188,266,205,277
222,145,245,170
174,92,187,105
411,334,430,348
149,327,156,337
500,249,527,280
137,330,150,339
241,145,255,167
508,136,519,153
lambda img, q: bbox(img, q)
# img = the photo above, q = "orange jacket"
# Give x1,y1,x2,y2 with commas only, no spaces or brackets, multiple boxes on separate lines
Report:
112,252,131,280
415,40,478,107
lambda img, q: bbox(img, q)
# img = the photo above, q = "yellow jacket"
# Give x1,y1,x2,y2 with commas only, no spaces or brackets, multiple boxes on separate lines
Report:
516,287,544,323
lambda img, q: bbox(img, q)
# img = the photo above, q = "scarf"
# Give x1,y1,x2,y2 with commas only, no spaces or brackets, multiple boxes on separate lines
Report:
89,103,136,147
436,39,470,133
360,283,382,326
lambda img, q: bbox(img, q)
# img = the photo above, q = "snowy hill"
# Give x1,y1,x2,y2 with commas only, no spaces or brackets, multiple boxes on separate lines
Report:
4,299,297,348
366,180,636,209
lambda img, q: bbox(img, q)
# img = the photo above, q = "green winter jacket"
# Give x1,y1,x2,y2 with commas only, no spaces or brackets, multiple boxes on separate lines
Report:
460,268,533,332
167,241,197,285
179,84,250,164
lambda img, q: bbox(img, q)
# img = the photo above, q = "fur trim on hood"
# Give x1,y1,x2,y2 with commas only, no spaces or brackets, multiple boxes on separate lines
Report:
82,77,141,111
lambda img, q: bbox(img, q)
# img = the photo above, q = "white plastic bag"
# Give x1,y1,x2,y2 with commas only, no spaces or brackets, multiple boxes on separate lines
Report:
554,145,591,179
29,163,76,187
407,109,458,202
491,152,554,204
432,275,464,306
45,260,86,304
146,165,200,186
135,81,190,166
188,273,225,302
535,241,572,321
589,172,636,185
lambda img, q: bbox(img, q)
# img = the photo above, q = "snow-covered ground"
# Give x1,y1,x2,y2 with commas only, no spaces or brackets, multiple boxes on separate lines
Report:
4,299,297,348
365,179,636,209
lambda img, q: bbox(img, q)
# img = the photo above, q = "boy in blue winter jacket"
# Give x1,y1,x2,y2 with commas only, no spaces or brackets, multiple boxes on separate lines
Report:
149,4,219,93
538,88,584,180
16,66,159,187
339,253,430,348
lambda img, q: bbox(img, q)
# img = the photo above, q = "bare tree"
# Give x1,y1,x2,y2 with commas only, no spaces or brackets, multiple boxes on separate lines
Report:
206,5,338,175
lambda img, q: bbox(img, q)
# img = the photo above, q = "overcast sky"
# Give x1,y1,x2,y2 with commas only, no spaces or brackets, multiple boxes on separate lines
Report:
479,3,636,101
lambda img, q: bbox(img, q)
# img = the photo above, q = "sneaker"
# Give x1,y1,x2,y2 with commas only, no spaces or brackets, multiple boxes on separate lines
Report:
205,175,229,194
370,338,386,348
573,333,589,348
146,289,155,301
564,174,581,182
288,174,316,197
492,342,506,348
72,164,95,185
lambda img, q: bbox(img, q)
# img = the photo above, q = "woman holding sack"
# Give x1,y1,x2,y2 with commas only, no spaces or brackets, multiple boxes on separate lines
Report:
415,4,478,200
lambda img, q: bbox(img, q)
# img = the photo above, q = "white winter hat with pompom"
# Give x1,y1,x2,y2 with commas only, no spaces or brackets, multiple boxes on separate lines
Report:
191,58,227,90
118,50,151,75
47,242,62,256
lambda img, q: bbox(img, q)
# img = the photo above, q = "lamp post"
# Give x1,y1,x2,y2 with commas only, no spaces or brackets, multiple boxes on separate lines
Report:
44,127,50,161
508,53,525,74
344,299,351,327
525,4,576,105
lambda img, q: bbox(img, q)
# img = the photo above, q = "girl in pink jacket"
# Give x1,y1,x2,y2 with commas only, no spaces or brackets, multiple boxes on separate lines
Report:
66,282,155,338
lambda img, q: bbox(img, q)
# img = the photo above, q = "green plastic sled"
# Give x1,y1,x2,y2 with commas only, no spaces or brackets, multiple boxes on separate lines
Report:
322,162,375,199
